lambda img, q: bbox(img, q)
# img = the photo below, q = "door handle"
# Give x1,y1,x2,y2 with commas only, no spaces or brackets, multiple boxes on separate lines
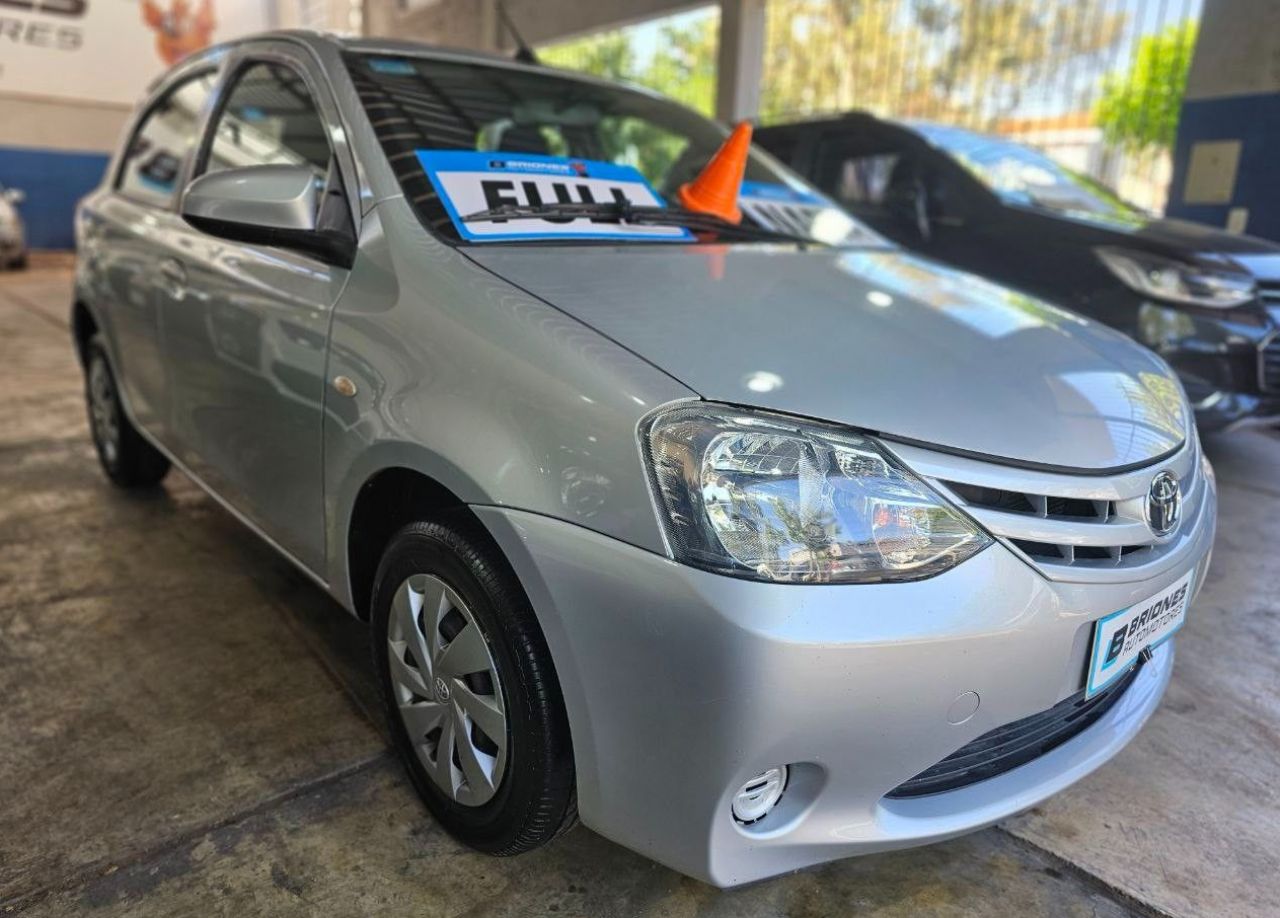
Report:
159,258,188,298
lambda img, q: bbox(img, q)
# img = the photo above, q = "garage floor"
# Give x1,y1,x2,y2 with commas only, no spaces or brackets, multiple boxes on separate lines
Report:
2,260,1278,917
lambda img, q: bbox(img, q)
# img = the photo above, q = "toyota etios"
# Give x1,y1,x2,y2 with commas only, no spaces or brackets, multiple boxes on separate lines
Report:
74,33,1215,888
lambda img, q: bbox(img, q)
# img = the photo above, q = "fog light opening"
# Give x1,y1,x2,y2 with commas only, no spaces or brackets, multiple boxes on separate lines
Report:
731,765,789,825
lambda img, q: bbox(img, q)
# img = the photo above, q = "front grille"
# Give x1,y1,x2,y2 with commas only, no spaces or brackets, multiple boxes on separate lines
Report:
886,663,1141,798
897,437,1206,582
943,482,1111,520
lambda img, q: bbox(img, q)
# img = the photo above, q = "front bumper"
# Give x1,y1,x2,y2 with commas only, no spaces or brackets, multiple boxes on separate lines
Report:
0,233,23,262
476,486,1215,887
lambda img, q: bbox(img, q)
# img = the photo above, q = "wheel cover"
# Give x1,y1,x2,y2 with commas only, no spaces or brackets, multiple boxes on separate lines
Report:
387,574,508,807
88,358,120,465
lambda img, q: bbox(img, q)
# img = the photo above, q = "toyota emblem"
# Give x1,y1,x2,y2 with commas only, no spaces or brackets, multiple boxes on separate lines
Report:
1145,471,1181,537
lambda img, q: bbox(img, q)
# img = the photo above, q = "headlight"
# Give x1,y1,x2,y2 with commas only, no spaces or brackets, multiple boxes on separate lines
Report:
642,403,991,583
1096,246,1255,308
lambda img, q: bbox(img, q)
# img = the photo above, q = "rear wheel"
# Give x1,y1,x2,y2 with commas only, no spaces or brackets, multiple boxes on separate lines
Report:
371,516,576,854
85,335,169,488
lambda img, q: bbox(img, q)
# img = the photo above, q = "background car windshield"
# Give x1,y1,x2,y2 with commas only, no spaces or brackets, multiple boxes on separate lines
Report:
911,123,1143,223
345,53,871,245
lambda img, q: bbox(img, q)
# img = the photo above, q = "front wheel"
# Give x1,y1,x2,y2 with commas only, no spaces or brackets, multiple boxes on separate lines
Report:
371,516,576,854
84,334,169,488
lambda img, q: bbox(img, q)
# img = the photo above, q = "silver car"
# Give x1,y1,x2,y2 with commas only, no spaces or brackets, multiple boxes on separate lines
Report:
0,183,26,269
73,32,1215,887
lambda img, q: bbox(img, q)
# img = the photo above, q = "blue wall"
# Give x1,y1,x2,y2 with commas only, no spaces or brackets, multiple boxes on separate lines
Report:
0,146,111,250
1166,92,1280,243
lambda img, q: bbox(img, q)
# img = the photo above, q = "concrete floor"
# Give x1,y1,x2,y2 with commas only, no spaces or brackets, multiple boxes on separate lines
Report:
2,259,1278,917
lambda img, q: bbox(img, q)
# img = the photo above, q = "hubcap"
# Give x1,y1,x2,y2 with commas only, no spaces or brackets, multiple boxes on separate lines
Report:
387,574,507,807
88,358,120,466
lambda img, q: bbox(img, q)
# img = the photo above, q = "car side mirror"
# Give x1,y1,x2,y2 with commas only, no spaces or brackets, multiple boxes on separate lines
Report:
3,188,24,206
180,165,354,268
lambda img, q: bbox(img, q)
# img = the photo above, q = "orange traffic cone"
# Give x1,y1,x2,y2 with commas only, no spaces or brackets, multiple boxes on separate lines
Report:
678,121,752,224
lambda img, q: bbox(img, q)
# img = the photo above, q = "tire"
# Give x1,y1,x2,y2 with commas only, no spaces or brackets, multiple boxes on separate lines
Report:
84,334,170,488
371,515,576,855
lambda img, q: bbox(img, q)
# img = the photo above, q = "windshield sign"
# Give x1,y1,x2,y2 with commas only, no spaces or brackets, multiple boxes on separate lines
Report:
417,150,693,243
740,180,857,240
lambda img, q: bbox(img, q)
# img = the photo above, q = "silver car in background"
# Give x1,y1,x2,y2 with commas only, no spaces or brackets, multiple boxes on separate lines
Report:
0,184,27,269
73,32,1215,887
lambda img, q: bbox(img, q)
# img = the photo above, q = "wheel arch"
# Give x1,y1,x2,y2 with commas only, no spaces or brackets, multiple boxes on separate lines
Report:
71,298,99,366
340,458,590,808
341,461,478,621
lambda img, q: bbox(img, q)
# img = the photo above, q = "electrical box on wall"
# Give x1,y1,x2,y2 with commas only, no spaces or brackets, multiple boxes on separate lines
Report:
1182,140,1241,205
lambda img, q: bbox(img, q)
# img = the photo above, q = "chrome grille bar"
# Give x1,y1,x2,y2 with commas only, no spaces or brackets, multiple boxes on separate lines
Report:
888,438,1205,584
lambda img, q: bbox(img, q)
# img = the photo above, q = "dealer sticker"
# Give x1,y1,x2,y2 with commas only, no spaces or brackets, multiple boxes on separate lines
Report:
1086,568,1193,697
415,150,692,243
739,180,855,240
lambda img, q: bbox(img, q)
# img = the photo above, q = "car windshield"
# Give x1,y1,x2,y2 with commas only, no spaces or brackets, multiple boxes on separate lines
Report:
345,52,876,247
910,122,1144,224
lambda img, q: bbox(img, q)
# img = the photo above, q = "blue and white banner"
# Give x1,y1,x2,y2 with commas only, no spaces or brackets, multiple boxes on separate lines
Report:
415,150,692,243
739,180,853,240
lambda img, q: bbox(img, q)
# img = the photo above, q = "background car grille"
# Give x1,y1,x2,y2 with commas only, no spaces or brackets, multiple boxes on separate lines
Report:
1261,332,1280,392
886,663,1141,798
1260,285,1280,392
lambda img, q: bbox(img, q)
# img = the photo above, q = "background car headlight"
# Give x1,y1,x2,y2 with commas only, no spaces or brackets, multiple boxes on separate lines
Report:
642,403,991,583
1096,246,1255,309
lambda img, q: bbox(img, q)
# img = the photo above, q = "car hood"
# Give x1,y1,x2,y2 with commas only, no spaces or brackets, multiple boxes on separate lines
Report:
467,245,1188,471
1052,209,1280,279
1128,215,1279,254
1131,217,1280,276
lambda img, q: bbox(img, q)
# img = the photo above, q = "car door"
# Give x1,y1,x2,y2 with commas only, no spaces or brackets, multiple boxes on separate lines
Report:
85,67,218,439
157,45,358,573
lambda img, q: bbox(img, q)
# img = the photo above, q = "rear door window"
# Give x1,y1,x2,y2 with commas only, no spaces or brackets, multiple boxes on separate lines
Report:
116,72,217,209
813,136,907,213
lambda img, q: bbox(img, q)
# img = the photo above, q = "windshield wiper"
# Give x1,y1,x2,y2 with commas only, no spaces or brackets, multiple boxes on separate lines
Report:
460,201,824,246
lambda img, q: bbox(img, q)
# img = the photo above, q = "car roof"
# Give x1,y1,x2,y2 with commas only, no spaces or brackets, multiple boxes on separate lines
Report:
173,30,672,102
755,110,891,132
757,112,1013,151
193,29,515,64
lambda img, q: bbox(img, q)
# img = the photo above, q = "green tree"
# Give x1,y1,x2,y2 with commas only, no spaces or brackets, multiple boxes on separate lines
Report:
762,0,1126,126
538,11,716,116
1095,20,1198,154
538,30,636,83
648,14,718,115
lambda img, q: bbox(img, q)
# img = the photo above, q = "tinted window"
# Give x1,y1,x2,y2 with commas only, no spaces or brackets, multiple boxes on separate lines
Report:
117,72,216,208
203,62,332,180
818,149,901,207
